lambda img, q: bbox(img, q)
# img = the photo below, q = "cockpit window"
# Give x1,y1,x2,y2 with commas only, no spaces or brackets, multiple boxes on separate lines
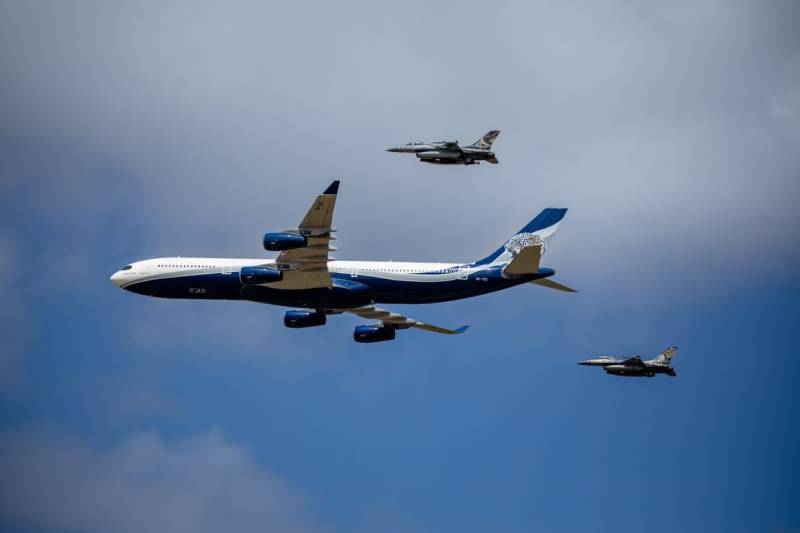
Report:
121,265,132,271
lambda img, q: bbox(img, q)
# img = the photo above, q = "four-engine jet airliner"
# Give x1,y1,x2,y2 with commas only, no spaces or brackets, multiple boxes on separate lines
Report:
110,180,575,343
387,130,500,165
578,347,680,377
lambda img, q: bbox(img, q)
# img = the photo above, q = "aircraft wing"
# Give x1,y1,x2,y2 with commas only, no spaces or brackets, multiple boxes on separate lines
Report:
623,356,646,369
274,181,339,289
438,141,461,151
343,305,469,335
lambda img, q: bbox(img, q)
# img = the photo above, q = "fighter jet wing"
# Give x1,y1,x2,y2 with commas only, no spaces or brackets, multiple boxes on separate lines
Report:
622,356,646,369
343,305,469,335
438,141,461,151
273,181,339,289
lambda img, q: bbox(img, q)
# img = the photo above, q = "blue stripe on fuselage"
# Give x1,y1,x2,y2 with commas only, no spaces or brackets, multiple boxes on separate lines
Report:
122,267,555,309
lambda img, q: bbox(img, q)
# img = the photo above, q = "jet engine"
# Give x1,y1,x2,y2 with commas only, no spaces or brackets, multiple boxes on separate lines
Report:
240,266,283,284
284,310,327,328
263,232,307,251
353,324,396,343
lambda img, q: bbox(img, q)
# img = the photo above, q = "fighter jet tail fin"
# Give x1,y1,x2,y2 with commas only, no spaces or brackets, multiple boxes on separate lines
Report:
654,346,679,364
468,130,500,149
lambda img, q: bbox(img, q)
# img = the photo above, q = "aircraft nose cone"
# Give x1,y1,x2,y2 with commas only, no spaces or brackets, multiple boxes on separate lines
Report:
109,271,124,287
386,147,401,152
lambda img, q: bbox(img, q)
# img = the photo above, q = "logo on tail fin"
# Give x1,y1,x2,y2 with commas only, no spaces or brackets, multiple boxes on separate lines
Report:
506,233,544,258
655,346,679,363
470,130,500,149
472,208,567,267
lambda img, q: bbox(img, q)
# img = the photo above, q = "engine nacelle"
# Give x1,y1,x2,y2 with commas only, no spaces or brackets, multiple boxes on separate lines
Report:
240,266,283,285
263,232,307,251
353,324,396,343
284,310,326,328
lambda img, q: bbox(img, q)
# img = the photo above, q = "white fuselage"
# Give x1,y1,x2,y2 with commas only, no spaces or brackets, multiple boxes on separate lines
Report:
110,257,468,288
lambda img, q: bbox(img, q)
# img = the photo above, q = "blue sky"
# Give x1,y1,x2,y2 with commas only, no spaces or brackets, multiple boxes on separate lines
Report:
1,1,799,531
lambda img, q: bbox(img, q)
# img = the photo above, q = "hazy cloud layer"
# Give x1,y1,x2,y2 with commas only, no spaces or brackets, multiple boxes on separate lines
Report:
0,235,25,389
0,2,799,531
1,0,798,298
0,426,312,533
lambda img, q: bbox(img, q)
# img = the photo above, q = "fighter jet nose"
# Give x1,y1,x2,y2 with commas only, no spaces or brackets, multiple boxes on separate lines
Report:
386,147,401,152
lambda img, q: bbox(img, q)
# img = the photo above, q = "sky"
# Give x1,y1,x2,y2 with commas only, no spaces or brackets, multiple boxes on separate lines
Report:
1,1,799,531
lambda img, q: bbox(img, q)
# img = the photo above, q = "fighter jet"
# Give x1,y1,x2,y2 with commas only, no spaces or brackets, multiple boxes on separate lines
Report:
578,347,679,377
387,130,500,165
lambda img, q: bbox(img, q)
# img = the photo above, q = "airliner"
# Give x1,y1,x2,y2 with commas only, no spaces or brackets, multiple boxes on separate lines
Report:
110,181,575,342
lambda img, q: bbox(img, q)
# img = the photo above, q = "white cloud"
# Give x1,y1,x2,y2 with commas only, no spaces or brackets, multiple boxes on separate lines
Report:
93,378,185,425
0,426,313,533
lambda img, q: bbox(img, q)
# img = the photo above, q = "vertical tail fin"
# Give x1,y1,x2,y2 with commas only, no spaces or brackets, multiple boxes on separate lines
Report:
473,208,567,266
655,346,679,364
468,130,500,149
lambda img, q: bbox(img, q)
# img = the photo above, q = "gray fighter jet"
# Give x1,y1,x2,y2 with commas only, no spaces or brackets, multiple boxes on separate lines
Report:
387,130,500,165
578,346,679,377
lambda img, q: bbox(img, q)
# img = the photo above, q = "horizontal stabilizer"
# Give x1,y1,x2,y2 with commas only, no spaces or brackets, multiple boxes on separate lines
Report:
529,278,578,292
